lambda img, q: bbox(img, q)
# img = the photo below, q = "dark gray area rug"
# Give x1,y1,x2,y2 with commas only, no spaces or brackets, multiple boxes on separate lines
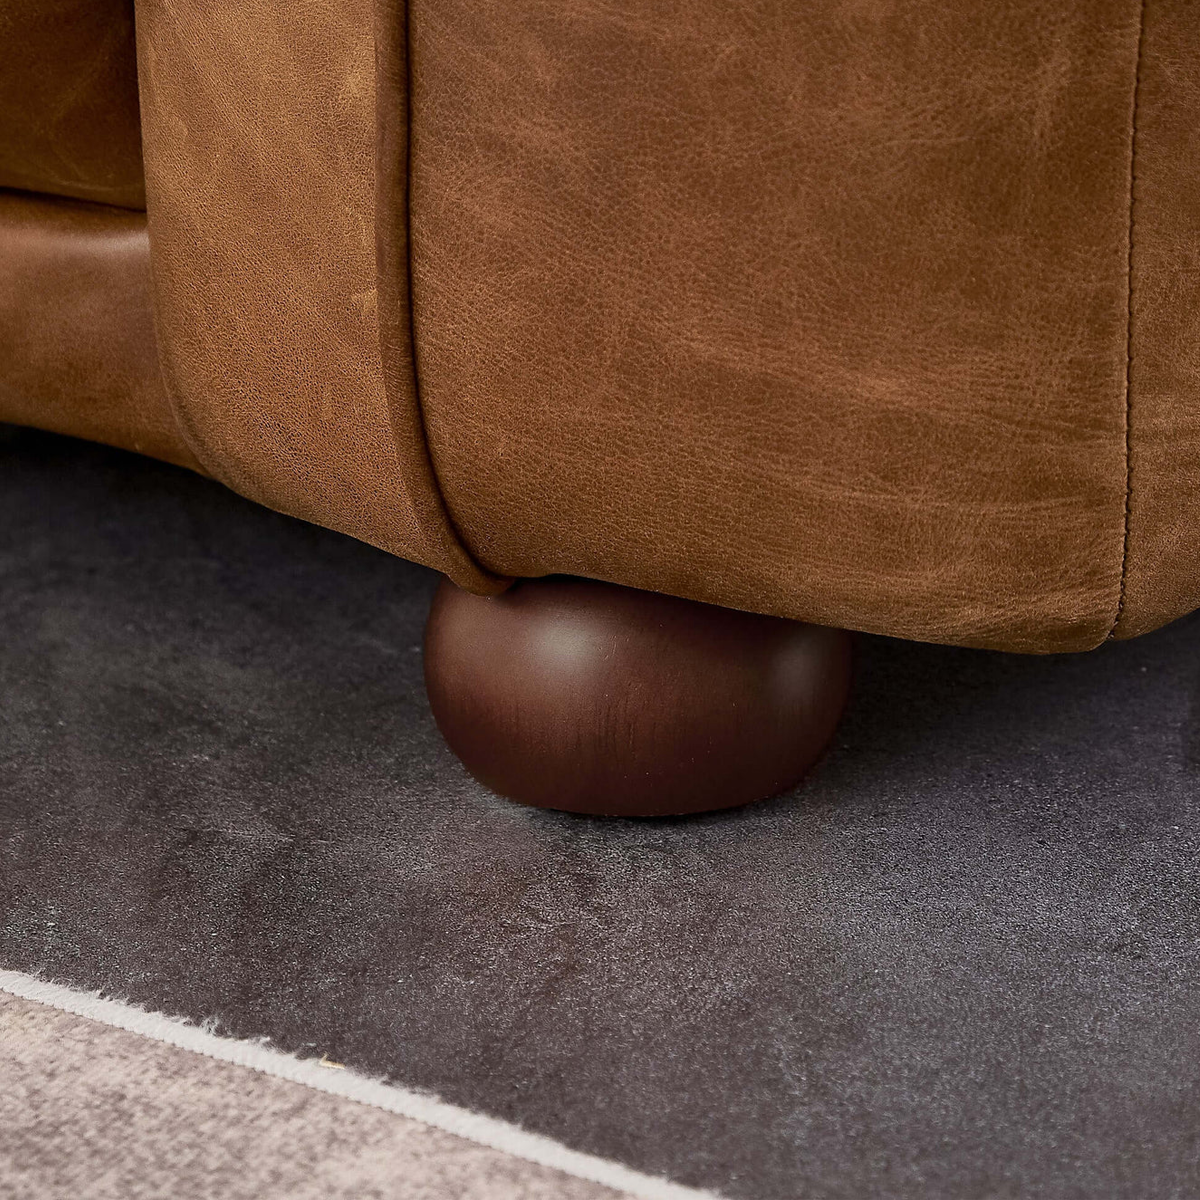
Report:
2,423,1198,1200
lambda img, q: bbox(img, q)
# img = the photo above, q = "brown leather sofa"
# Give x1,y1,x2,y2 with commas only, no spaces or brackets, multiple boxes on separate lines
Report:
3,1,1197,816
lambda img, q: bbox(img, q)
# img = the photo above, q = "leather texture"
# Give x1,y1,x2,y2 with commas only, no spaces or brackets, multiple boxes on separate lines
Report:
408,0,1143,652
0,0,145,209
3,0,1199,654
1113,0,1200,640
134,0,497,589
0,191,197,470
373,2,508,593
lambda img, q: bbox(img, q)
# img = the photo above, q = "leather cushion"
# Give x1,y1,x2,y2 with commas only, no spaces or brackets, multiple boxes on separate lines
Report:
0,191,195,469
407,0,1143,652
0,0,145,209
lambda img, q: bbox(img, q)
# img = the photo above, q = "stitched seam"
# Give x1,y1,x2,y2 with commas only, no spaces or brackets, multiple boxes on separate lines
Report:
1111,0,1147,638
402,0,428,499
392,0,505,588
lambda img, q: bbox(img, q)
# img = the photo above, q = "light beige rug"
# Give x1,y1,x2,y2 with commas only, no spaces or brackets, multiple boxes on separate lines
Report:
0,973,718,1200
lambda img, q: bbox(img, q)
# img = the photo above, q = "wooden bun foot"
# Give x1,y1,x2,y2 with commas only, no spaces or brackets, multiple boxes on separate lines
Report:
424,576,853,818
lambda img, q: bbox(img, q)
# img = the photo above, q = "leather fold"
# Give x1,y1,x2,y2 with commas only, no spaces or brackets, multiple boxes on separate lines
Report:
373,0,508,594
134,0,502,589
1111,0,1200,639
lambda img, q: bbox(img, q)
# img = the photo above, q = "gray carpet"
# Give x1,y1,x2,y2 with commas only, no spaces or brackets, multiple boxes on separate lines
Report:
2,422,1198,1199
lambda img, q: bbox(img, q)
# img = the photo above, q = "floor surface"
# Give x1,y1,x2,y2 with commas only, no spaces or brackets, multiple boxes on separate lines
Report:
0,984,627,1200
2,425,1198,1199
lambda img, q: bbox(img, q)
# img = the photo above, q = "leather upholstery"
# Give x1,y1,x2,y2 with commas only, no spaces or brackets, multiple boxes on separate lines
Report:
0,0,145,209
2,0,1199,653
374,1,508,592
134,0,498,590
408,0,1141,653
0,192,195,470
1114,0,1200,639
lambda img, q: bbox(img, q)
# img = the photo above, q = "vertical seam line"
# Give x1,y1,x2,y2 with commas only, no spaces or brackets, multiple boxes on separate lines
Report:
1110,0,1147,638
386,0,507,590
402,3,459,563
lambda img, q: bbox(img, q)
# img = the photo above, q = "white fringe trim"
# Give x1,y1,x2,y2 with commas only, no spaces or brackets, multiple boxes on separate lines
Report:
0,968,724,1200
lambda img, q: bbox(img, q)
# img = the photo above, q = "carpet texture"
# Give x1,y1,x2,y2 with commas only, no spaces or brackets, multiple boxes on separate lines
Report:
0,988,630,1200
1,424,1199,1199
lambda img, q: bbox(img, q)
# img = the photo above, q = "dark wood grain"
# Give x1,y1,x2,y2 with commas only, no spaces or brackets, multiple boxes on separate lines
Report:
424,576,853,817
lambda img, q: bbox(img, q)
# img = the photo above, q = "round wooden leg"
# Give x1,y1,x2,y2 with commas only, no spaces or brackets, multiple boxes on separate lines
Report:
423,576,853,818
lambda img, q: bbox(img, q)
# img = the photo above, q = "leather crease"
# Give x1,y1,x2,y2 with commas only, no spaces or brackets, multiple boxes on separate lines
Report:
374,0,508,594
1111,0,1147,638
